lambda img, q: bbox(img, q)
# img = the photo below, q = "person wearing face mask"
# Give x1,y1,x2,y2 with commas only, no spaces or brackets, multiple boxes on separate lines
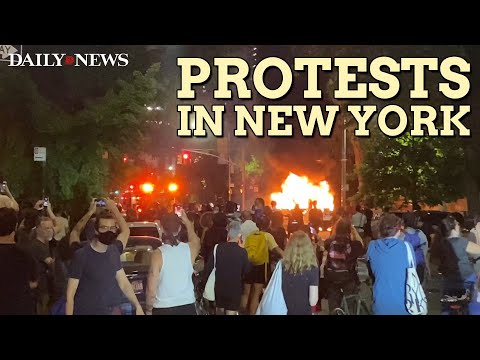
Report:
30,216,56,315
66,199,144,315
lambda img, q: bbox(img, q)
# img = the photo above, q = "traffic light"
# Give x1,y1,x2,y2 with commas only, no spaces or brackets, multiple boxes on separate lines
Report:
182,150,191,165
123,155,128,163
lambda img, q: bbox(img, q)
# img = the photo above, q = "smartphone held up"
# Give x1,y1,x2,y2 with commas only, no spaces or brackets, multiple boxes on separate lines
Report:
0,181,7,194
174,205,183,217
95,198,107,207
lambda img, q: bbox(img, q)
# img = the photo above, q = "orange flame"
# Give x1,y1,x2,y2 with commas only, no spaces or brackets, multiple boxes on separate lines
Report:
270,173,334,211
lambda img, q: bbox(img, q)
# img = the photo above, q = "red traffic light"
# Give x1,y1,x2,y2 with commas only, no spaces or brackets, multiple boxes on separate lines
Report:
182,151,191,164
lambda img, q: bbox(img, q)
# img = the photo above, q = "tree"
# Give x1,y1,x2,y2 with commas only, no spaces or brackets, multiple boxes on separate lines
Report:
43,64,160,203
0,61,160,216
360,130,465,208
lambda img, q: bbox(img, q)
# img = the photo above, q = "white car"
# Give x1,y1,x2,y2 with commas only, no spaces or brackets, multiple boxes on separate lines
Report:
127,221,161,239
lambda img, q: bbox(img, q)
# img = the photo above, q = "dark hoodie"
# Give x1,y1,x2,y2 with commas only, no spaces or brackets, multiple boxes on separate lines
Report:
367,237,412,315
202,213,228,263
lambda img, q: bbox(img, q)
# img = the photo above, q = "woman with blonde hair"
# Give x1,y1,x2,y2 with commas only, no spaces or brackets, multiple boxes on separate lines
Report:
282,231,319,315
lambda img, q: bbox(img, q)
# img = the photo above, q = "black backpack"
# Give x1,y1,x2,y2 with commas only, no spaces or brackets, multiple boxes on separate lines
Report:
325,237,353,283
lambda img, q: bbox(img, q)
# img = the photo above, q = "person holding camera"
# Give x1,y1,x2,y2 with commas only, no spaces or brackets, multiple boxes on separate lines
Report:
0,180,19,213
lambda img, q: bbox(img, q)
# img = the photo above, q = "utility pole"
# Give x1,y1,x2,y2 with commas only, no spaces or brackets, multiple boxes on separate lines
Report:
241,145,246,211
341,117,347,210
227,133,232,201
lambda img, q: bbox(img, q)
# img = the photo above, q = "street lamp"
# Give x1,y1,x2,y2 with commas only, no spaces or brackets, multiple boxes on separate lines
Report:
168,182,178,204
140,183,154,194
168,183,178,193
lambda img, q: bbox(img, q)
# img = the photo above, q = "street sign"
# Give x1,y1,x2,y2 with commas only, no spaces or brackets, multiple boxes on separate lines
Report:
0,45,22,62
34,147,47,162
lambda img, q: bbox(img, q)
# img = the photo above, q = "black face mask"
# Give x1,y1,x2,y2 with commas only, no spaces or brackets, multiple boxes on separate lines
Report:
97,231,117,245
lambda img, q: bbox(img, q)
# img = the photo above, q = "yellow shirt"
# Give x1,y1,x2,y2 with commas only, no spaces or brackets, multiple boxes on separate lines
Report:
264,232,279,251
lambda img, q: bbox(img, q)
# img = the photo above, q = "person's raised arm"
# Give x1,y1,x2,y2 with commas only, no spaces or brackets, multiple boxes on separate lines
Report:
3,183,19,212
69,199,96,246
180,210,201,264
45,201,58,228
106,199,129,251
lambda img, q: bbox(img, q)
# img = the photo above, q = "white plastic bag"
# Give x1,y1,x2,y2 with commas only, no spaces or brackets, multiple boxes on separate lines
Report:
256,260,288,315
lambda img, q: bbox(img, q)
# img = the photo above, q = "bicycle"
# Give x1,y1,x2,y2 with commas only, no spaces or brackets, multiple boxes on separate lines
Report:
440,289,471,315
331,287,372,315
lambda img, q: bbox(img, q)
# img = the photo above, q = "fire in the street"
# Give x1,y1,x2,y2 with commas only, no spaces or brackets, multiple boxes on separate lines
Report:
270,173,334,211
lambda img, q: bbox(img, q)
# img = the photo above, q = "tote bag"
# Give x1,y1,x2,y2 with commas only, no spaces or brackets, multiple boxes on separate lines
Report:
404,242,428,315
256,260,288,315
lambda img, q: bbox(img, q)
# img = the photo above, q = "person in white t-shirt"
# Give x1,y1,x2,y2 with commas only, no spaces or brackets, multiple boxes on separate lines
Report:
351,205,367,237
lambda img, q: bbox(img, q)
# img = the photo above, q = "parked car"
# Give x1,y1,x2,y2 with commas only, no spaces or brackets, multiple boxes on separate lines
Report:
127,236,162,250
120,245,153,314
128,221,161,239
119,237,204,314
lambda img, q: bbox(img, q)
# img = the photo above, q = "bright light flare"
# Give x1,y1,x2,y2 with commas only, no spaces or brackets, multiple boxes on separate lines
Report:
168,183,178,192
270,173,334,211
140,183,154,194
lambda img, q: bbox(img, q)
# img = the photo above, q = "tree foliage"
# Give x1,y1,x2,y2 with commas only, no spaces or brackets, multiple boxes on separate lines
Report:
360,129,464,207
245,155,264,177
0,59,160,209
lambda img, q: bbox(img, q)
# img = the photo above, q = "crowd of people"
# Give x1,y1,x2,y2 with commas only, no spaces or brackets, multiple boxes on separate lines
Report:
2,180,480,315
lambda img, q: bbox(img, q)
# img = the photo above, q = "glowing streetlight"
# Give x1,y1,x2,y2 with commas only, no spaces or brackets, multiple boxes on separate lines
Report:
140,183,154,194
168,183,178,192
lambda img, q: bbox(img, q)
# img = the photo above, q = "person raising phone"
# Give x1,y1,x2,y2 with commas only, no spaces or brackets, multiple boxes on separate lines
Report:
66,198,143,315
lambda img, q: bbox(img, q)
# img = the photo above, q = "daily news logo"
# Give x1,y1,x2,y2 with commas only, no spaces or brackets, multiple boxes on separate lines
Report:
7,53,129,67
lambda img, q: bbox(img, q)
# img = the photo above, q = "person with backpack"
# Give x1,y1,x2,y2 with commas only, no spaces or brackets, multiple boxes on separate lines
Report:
324,218,364,313
401,212,430,284
240,215,284,315
367,214,417,315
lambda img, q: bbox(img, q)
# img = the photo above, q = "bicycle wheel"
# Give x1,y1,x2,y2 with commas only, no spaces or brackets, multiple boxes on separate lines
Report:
332,308,346,315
